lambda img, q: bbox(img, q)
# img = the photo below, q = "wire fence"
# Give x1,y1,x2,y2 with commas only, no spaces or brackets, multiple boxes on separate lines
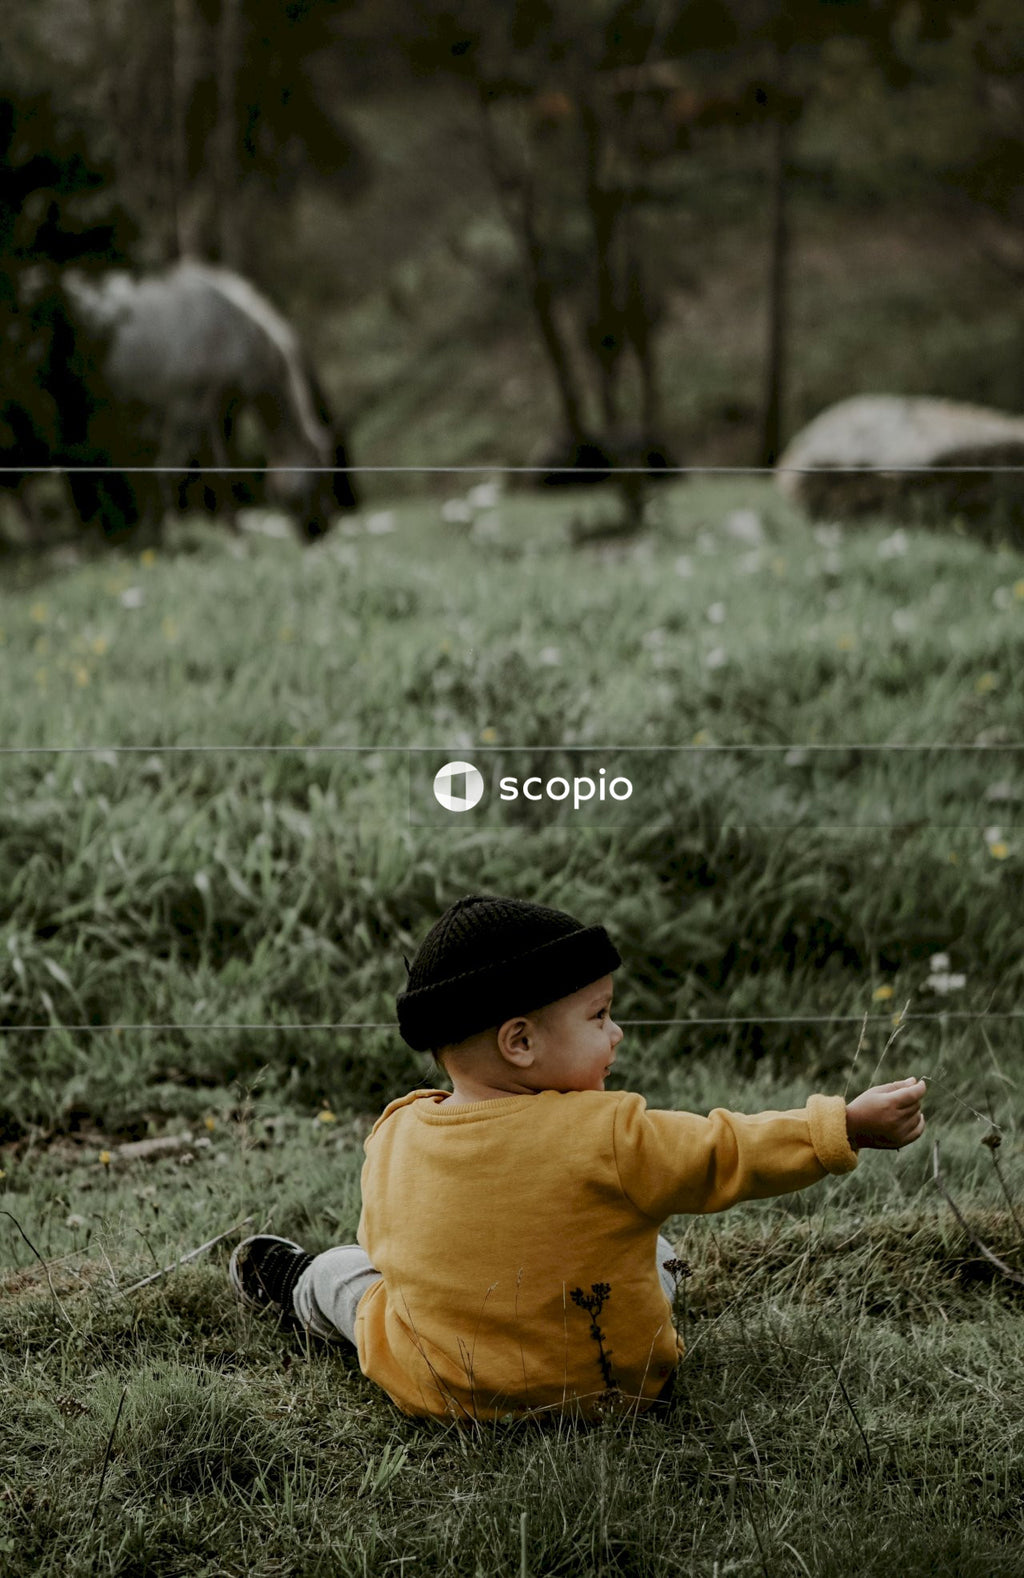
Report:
0,1013,1018,1032
8,463,1024,475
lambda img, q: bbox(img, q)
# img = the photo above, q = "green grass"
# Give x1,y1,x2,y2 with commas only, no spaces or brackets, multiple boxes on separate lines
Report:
3,1085,1024,1576
2,480,1024,1574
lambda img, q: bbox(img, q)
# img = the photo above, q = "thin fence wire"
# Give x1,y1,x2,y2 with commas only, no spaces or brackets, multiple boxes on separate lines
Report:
0,1013,1018,1032
2,743,1023,753
8,463,1024,475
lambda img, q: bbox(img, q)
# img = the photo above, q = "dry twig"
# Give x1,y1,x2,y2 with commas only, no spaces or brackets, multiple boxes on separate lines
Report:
1,1209,76,1328
120,1216,253,1296
931,1141,1024,1287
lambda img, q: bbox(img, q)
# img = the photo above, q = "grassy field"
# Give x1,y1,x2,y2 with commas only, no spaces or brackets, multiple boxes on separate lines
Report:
2,479,1024,1575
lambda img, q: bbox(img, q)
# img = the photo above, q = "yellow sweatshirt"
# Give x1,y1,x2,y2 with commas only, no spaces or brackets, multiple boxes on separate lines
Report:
354,1087,858,1422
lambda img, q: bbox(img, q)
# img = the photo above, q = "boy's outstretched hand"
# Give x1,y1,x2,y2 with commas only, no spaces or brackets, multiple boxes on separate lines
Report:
846,1076,927,1150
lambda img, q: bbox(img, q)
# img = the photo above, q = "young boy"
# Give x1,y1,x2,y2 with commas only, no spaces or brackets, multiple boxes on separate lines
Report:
229,894,926,1423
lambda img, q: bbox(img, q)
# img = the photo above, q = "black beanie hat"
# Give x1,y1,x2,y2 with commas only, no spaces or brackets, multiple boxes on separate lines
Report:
396,893,622,1052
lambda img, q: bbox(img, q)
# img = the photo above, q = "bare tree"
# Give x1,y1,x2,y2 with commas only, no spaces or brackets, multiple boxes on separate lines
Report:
214,0,243,268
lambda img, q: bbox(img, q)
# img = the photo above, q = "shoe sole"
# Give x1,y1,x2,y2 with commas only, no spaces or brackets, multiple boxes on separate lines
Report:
228,1235,307,1310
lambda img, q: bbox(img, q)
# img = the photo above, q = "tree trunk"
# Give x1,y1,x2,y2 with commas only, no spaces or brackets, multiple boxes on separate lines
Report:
478,92,590,445
760,76,792,468
171,0,201,257
580,97,622,433
519,181,591,445
623,213,664,443
215,0,243,268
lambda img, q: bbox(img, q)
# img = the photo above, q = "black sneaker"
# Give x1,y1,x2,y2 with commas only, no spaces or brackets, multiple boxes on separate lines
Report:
229,1235,313,1324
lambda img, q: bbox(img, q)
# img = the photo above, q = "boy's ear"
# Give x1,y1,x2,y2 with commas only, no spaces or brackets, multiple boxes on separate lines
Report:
496,1015,534,1067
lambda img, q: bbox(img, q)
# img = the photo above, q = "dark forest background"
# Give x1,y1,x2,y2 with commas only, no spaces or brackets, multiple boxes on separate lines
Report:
3,0,1024,496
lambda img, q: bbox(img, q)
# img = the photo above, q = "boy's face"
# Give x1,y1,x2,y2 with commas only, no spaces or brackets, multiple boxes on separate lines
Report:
507,973,623,1093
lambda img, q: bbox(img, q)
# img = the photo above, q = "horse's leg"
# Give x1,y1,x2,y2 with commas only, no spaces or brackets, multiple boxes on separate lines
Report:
210,404,240,535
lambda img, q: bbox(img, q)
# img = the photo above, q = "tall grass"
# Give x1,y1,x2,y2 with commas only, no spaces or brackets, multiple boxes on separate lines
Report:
1,480,1023,1575
0,480,1020,1135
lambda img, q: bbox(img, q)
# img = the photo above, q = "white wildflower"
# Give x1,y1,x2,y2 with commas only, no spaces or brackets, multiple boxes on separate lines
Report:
813,524,843,548
239,509,289,539
723,509,764,545
877,530,908,559
468,481,501,510
925,971,967,994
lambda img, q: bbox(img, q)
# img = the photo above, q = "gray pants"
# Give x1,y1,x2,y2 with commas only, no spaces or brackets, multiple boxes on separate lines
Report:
292,1234,679,1346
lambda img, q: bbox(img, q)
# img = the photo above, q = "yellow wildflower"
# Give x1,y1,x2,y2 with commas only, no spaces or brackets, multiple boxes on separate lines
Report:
1014,579,1024,600
988,841,1009,860
204,1115,217,1132
836,634,856,651
480,726,497,743
99,1150,111,1167
872,984,894,1003
692,730,710,746
975,672,997,694
74,666,90,688
91,635,109,657
30,602,47,623
317,1108,336,1124
140,548,157,567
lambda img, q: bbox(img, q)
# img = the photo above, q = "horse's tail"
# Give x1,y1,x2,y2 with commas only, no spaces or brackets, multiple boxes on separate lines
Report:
303,361,359,512
196,264,332,465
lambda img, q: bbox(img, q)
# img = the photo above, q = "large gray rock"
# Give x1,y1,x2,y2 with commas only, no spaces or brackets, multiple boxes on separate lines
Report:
775,395,1024,545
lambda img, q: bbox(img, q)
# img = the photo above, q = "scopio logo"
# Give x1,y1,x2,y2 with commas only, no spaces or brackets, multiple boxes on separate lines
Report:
432,760,485,812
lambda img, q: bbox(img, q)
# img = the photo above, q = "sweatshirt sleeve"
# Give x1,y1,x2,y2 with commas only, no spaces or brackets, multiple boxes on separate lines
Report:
611,1091,858,1222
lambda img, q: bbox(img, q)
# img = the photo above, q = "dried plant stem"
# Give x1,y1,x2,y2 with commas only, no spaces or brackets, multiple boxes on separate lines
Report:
1,1209,75,1328
865,1001,911,1089
931,1141,1024,1287
842,1010,871,1098
120,1216,253,1296
90,1384,129,1525
988,1149,1024,1241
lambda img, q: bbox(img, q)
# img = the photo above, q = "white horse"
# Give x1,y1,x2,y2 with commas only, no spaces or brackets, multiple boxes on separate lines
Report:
65,261,355,541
